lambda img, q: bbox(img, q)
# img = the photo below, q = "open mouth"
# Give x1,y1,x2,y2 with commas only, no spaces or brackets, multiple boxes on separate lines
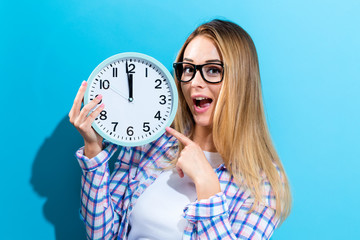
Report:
193,97,213,109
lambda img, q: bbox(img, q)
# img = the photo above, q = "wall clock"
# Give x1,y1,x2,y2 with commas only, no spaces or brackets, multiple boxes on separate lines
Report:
84,52,178,146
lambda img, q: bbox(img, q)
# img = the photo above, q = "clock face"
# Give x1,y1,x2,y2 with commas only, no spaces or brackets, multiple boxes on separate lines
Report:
84,52,178,146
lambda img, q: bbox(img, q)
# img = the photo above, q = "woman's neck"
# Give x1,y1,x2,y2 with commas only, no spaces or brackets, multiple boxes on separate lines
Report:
192,125,217,152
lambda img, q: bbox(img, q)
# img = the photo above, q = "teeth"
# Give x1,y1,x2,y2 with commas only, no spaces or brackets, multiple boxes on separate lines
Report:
195,97,207,100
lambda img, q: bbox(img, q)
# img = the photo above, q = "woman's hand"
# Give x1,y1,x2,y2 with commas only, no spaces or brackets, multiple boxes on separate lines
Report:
69,81,104,158
166,127,221,200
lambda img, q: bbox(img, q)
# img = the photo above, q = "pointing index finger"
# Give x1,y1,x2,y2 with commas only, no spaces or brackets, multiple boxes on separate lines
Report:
166,127,192,146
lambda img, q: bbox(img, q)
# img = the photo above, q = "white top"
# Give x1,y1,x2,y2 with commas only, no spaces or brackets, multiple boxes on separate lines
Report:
127,151,223,240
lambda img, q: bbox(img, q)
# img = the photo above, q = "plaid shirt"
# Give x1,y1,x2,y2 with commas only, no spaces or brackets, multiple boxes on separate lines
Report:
76,132,279,240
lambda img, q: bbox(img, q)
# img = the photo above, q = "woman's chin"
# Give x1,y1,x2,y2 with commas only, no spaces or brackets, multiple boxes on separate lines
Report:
193,116,213,129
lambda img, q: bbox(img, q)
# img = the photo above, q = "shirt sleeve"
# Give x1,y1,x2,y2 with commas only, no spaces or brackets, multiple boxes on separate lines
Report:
183,192,279,240
76,142,120,240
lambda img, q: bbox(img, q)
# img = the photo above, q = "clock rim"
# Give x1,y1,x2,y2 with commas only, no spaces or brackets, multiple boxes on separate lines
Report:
84,52,178,147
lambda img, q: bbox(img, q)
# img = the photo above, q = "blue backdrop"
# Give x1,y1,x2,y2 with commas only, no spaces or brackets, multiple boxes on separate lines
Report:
1,0,359,239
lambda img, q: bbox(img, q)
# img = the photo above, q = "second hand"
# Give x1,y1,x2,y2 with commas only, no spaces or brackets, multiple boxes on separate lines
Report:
109,86,133,103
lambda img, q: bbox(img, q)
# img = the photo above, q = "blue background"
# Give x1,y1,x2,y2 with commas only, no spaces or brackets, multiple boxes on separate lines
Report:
1,0,359,239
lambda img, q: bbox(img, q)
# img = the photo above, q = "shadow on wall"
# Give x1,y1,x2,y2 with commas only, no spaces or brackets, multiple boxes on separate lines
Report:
31,115,86,240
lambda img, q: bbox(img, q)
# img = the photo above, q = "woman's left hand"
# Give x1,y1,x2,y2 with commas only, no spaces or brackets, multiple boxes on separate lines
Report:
166,127,221,200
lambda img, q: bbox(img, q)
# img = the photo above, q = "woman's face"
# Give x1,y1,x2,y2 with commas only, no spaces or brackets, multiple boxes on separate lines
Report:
181,36,223,128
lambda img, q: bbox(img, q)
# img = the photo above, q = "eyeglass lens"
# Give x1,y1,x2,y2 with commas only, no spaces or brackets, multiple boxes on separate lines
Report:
175,63,223,83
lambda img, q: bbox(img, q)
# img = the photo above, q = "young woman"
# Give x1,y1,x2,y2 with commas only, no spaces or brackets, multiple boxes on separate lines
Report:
69,19,291,239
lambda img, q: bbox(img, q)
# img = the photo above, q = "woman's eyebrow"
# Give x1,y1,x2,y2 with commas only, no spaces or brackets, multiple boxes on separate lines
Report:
183,58,221,63
183,58,193,62
205,59,222,63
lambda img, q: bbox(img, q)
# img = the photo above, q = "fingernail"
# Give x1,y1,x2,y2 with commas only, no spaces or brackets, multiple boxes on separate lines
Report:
96,94,102,99
100,103,105,108
82,81,87,86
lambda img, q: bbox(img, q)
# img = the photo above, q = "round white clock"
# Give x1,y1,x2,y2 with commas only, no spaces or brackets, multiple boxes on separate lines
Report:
84,52,178,147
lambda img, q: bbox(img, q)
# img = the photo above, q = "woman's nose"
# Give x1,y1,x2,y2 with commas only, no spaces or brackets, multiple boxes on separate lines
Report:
191,69,206,87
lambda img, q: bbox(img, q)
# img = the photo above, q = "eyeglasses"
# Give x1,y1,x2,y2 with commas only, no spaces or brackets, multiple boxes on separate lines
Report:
173,62,224,83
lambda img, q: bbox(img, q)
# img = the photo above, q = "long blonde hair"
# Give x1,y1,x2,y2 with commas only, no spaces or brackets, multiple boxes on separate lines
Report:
173,19,291,221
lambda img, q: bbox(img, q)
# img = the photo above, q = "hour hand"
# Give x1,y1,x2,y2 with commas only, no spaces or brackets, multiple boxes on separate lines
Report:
128,74,133,102
126,60,134,102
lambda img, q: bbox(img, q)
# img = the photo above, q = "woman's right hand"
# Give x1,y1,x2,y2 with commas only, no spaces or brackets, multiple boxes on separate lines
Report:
69,81,105,158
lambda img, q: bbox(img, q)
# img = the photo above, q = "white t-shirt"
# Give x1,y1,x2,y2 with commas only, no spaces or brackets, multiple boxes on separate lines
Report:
127,151,223,240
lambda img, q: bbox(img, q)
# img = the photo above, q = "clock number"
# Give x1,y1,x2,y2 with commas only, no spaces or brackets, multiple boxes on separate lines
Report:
95,94,103,104
154,111,161,120
100,79,110,89
155,79,162,89
113,68,118,78
127,126,134,136
143,122,150,132
90,95,103,104
159,95,166,105
99,110,107,120
111,122,118,132
128,64,135,73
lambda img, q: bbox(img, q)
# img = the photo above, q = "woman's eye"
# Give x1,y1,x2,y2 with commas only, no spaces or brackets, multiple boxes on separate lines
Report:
206,66,221,75
184,66,194,74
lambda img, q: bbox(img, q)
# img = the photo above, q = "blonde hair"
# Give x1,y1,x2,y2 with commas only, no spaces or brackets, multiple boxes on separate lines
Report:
173,19,291,221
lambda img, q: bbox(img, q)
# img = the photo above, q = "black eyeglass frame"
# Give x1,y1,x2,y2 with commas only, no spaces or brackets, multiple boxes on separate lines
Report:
173,62,224,84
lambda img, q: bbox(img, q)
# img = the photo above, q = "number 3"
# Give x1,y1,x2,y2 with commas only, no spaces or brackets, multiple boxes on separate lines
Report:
159,95,166,105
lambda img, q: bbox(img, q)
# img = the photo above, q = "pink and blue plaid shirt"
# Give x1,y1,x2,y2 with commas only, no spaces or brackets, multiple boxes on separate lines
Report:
76,132,279,239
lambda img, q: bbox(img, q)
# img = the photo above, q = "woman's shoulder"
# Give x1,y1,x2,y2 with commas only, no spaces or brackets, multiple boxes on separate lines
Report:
220,162,280,209
259,161,282,209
